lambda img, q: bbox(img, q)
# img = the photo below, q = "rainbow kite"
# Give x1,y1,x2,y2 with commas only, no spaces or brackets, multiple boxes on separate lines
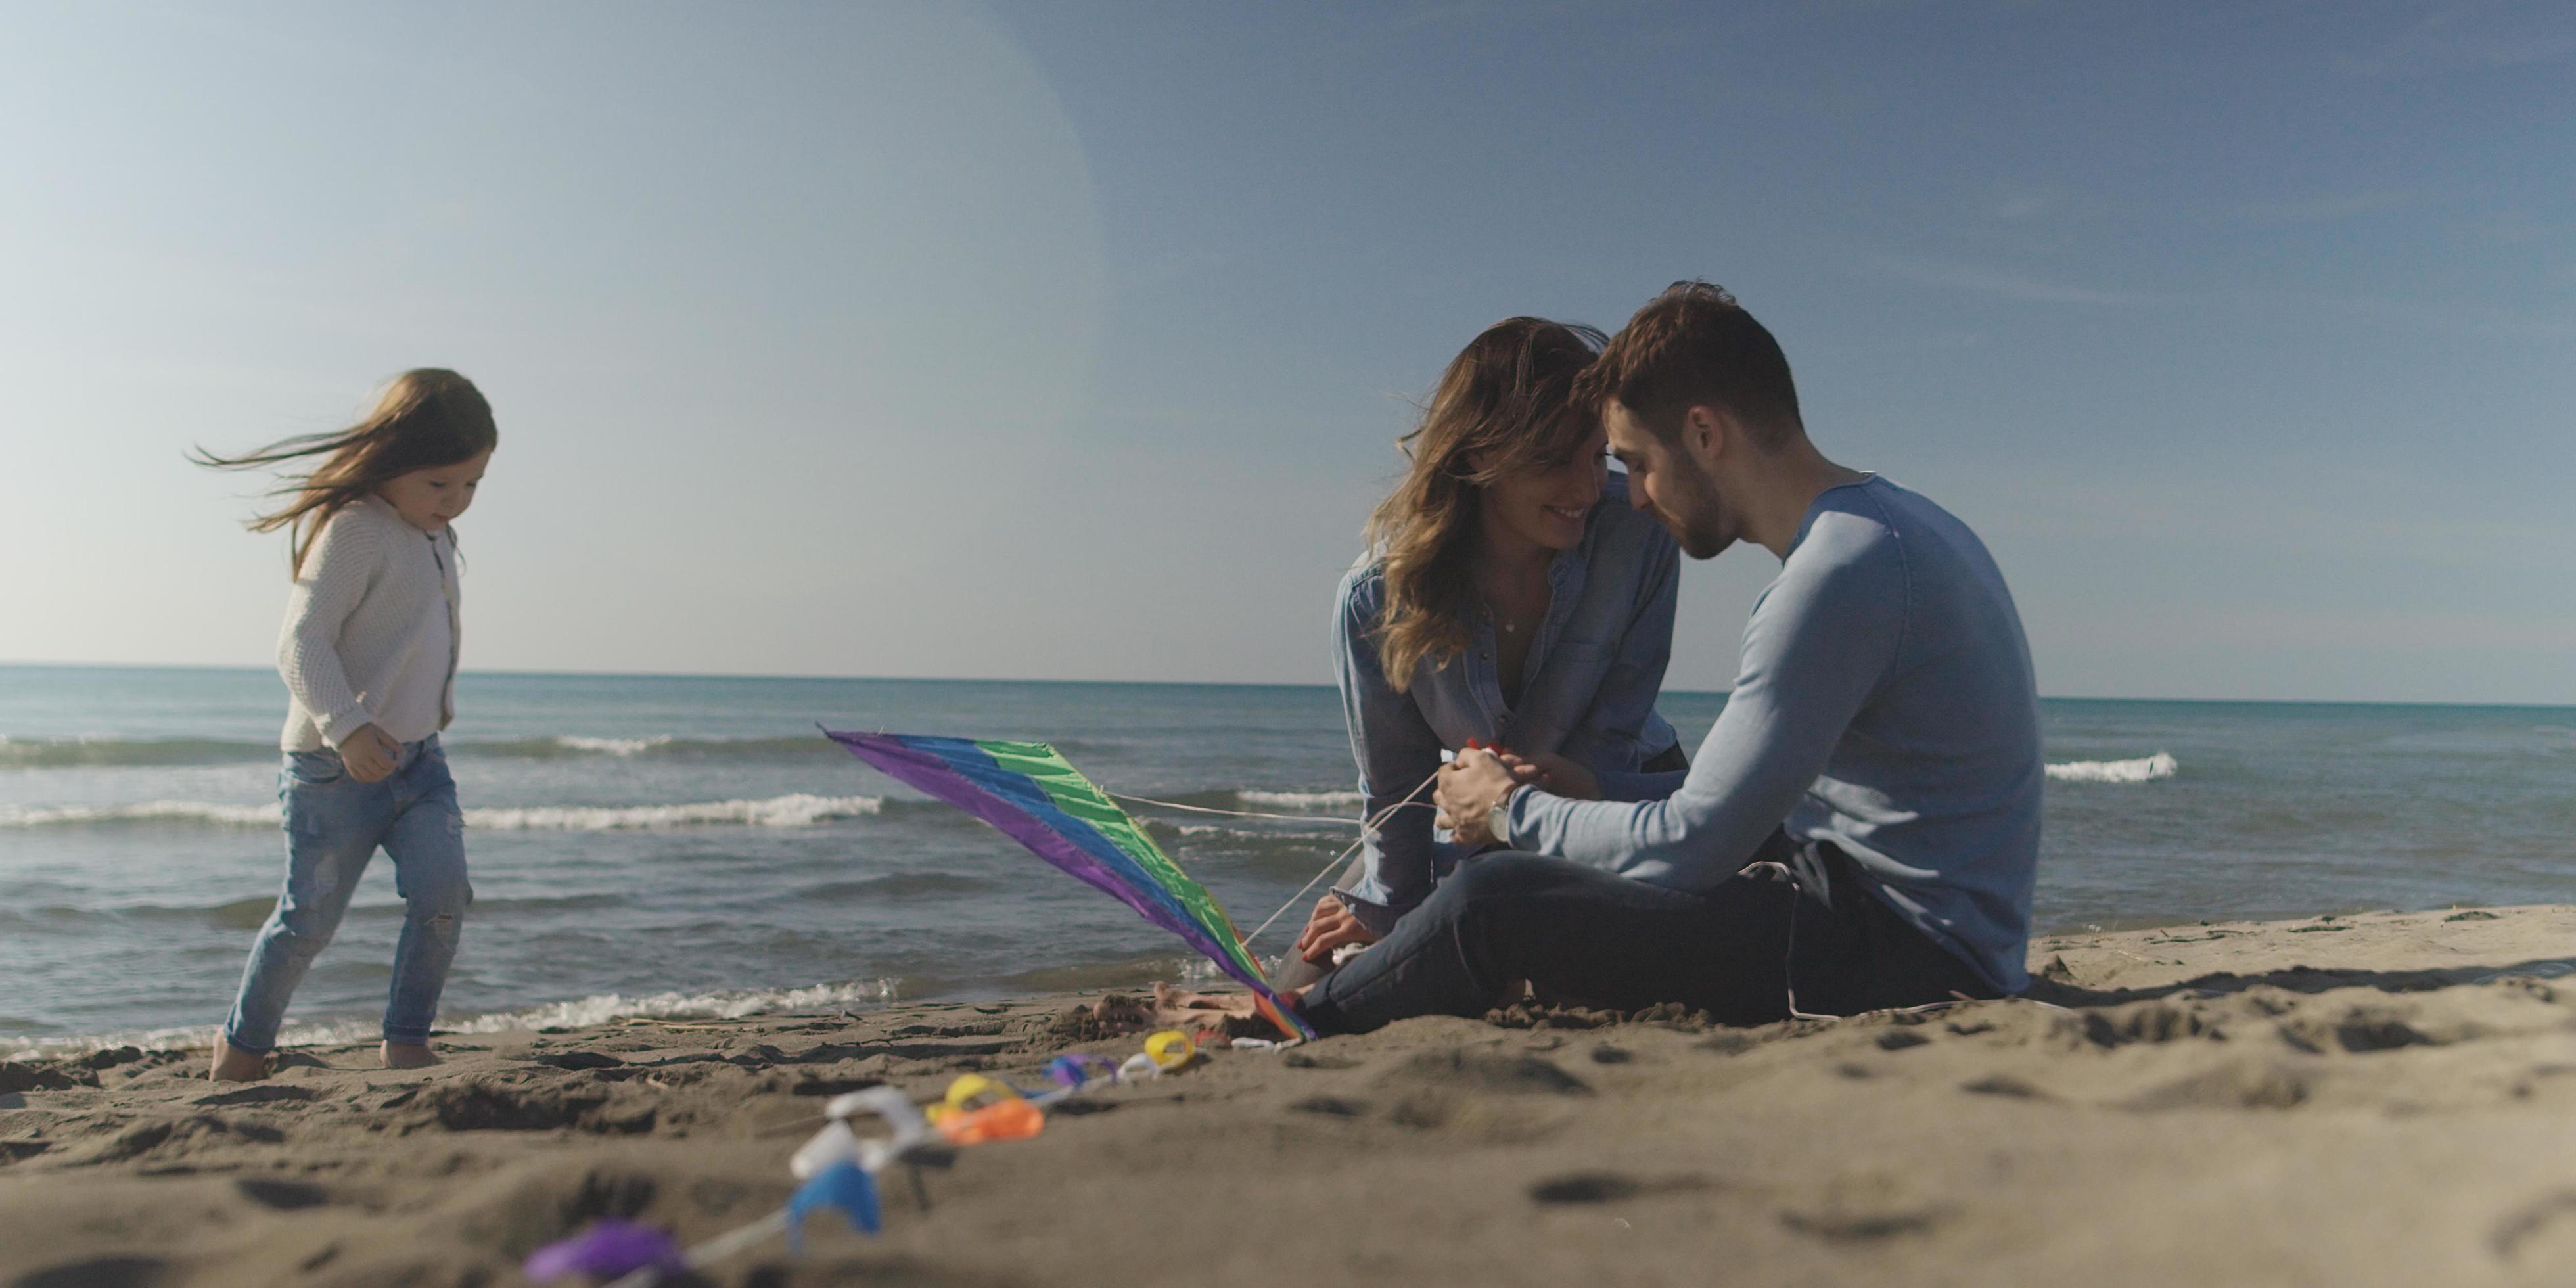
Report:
825,731,1313,1040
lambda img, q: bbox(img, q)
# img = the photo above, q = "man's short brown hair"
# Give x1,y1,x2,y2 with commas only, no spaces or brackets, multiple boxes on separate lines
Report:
1578,281,1803,448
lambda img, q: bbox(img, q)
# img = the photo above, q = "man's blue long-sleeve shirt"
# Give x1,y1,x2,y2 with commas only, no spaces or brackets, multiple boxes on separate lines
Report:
1507,476,2044,992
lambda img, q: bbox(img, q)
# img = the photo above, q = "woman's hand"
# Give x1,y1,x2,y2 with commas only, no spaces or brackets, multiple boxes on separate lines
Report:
1293,894,1380,965
340,724,402,783
1497,750,1601,800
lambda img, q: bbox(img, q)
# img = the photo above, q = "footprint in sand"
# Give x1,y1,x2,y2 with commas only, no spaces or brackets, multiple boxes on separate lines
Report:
1960,1074,2055,1101
2120,1061,2311,1112
1378,1049,1592,1096
11,1256,172,1288
1529,1172,1719,1205
1780,1172,1947,1243
192,1084,317,1108
2490,1187,2576,1261
1289,1095,1369,1118
1378,1049,1591,1138
233,1178,330,1211
2475,961,2576,984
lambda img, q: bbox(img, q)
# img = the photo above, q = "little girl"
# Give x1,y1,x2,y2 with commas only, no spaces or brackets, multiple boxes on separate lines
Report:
195,369,497,1081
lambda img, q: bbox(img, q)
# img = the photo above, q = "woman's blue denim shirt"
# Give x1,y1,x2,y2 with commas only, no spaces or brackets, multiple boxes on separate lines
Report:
1331,472,1682,936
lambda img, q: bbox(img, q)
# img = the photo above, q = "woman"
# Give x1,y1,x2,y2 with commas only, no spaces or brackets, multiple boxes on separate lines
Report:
1291,316,1686,979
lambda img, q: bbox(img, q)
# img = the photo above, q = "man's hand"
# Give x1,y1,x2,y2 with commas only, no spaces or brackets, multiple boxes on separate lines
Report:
1497,750,1600,800
340,724,402,783
1434,748,1519,848
1293,894,1379,965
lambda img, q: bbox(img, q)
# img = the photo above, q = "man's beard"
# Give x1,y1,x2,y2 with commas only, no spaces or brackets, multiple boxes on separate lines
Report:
1660,468,1736,560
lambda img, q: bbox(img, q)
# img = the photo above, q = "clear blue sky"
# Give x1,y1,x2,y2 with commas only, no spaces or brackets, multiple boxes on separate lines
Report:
1,2,2567,702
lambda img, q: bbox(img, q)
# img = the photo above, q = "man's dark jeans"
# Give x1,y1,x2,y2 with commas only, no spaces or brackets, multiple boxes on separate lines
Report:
1294,831,1998,1036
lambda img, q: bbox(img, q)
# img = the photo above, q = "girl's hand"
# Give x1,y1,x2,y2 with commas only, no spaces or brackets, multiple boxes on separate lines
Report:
340,724,402,783
1293,894,1380,965
1498,750,1600,801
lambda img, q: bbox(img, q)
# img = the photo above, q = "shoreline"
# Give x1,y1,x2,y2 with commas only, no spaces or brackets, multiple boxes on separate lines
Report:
4,896,2538,1062
7,905,2576,1283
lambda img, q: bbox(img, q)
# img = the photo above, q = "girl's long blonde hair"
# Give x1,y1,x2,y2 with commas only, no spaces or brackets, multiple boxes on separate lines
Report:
193,369,497,578
1362,317,1604,691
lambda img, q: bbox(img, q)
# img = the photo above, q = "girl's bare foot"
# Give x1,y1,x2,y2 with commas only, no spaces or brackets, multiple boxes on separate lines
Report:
208,1037,269,1082
382,1041,438,1070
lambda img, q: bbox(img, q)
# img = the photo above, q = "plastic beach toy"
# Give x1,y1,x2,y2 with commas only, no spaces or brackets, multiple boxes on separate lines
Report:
572,1023,1245,1282
794,1085,932,1178
524,1219,685,1281
942,1073,1017,1112
1046,1053,1120,1088
936,1096,1044,1145
1145,1029,1196,1069
786,1159,881,1253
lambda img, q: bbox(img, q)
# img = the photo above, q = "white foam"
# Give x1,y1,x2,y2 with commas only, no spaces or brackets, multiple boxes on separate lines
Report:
2046,752,2179,784
553,735,676,756
0,979,902,1059
1169,821,1351,844
0,793,883,831
0,800,283,828
444,978,900,1030
1235,789,1365,810
465,793,883,831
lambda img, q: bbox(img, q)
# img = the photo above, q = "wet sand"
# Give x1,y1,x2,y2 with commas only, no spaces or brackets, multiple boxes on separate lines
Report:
5,904,2576,1286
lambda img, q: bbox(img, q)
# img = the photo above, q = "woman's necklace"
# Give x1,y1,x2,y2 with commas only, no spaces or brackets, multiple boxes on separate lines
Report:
1484,569,1549,637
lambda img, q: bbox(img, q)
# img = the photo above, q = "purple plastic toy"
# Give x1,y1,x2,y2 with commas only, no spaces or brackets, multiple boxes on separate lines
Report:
524,1218,687,1281
1046,1053,1118,1088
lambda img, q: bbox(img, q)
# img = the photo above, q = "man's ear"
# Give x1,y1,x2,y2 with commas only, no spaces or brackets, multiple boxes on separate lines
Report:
1681,405,1728,469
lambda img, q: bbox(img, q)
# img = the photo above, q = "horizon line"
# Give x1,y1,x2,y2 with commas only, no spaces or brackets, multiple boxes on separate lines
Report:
2,660,2571,712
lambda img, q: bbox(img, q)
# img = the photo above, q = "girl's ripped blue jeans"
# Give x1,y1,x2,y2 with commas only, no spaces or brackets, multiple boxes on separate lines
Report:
221,737,472,1053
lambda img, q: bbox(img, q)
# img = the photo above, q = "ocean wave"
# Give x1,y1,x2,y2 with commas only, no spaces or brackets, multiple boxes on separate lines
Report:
0,737,271,769
0,733,841,769
0,793,883,831
0,978,902,1060
796,873,995,900
1234,789,1365,810
453,735,836,760
467,794,882,830
2046,752,2179,784
553,734,675,756
0,800,283,828
6,892,642,934
1158,821,1352,844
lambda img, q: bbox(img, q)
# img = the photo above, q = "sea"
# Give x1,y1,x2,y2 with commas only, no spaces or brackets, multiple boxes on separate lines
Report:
4,665,2571,1057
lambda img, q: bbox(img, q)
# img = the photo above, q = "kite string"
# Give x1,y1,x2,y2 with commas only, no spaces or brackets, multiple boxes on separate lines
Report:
1101,763,1448,948
1241,833,1368,948
1237,766,1447,949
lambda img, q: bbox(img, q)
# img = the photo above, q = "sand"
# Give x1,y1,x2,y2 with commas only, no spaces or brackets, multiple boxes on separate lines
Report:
6,904,2576,1287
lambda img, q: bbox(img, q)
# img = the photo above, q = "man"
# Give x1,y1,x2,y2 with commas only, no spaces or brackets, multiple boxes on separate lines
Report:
1285,281,2044,1036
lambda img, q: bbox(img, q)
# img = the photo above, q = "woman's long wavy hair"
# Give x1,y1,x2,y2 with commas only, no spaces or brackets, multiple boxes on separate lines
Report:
192,369,497,579
1362,317,1605,691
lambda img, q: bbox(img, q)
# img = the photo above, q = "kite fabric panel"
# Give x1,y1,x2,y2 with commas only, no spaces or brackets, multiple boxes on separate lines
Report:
825,731,1314,1040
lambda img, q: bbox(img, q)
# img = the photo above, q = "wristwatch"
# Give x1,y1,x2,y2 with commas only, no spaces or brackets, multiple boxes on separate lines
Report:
1485,785,1521,850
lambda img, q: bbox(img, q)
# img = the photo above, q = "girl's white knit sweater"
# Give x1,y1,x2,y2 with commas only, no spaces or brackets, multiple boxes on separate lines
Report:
275,495,461,752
